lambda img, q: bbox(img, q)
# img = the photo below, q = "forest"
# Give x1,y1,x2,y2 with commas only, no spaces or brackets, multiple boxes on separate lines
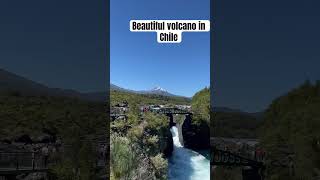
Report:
259,80,320,179
0,92,107,179
212,81,320,180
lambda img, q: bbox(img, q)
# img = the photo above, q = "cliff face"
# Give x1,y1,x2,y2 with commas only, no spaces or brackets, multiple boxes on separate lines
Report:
176,122,184,147
182,115,210,150
162,128,173,157
181,87,210,150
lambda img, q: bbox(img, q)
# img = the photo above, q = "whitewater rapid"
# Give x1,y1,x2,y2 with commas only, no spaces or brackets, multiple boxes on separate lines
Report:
168,126,210,180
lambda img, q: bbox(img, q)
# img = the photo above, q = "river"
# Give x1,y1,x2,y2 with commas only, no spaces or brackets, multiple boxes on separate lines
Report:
168,126,210,180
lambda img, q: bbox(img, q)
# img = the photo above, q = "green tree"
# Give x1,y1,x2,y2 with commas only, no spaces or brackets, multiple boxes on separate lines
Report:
259,81,320,179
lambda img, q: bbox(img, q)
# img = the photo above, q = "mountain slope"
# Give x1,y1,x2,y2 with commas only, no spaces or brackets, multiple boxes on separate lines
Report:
0,68,106,101
110,83,186,98
0,68,53,94
139,86,177,97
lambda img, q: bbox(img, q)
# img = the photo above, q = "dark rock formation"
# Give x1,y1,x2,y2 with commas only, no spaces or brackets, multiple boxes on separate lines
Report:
162,128,173,157
182,115,210,150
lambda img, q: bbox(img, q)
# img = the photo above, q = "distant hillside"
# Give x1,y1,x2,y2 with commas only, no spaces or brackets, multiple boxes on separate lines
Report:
0,68,54,94
211,110,263,138
213,106,264,119
212,106,243,113
110,84,131,92
83,91,107,102
110,89,191,113
0,68,106,102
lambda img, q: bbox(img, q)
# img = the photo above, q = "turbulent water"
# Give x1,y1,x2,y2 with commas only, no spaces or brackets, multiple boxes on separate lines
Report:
168,126,210,180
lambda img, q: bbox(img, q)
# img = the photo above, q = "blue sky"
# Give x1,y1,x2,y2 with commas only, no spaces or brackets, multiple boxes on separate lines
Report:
110,0,210,97
213,0,320,112
0,1,107,93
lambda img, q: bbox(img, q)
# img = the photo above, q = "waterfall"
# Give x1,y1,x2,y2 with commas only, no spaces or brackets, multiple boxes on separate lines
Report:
168,126,210,180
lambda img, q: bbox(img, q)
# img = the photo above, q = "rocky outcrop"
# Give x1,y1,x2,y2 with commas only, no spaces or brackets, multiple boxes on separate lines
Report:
162,128,173,157
182,115,210,150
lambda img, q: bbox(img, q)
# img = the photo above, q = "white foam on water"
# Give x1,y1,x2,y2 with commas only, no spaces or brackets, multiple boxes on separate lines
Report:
168,126,210,180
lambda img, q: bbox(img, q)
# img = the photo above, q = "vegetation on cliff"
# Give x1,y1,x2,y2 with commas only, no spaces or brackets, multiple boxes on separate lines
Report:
110,113,170,180
183,87,210,149
259,80,320,180
110,90,188,179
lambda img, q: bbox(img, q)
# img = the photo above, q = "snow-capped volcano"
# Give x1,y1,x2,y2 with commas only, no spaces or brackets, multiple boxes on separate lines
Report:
110,83,188,98
145,86,173,96
151,86,167,92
